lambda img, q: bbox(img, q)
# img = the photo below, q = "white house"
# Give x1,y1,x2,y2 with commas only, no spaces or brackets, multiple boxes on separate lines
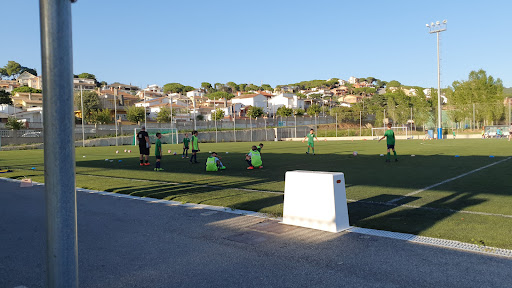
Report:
73,78,96,90
143,84,163,93
348,76,359,84
268,93,305,113
187,89,205,98
14,107,43,124
338,79,346,85
0,104,23,115
231,93,270,113
17,71,38,86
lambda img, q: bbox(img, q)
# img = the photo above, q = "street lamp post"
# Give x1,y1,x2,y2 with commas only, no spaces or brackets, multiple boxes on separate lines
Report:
114,89,118,146
426,20,447,139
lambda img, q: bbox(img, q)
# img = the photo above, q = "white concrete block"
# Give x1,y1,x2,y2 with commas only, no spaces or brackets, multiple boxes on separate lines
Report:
282,171,349,232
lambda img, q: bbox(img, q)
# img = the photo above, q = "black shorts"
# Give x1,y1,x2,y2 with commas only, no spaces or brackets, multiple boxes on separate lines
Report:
139,146,150,155
192,149,199,153
387,144,395,150
155,155,162,160
183,146,189,150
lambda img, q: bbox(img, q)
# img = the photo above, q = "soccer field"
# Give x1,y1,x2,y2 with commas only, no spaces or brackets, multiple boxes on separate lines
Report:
1,139,512,249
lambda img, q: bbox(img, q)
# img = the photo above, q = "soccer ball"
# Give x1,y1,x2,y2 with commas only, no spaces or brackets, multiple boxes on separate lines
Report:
124,149,127,152
116,150,119,154
128,150,131,153
168,150,171,153
353,151,358,156
226,152,229,154
173,152,177,155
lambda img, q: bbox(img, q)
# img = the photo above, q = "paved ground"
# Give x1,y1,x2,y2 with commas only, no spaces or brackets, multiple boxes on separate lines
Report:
1,179,511,288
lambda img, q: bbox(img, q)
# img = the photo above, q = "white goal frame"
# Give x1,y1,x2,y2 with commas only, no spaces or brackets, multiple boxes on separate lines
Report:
134,128,179,145
371,126,408,140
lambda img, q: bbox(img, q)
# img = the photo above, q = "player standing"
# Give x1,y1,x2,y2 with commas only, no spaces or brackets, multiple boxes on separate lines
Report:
182,133,190,158
302,129,319,155
190,130,200,164
154,132,163,171
137,126,150,166
379,123,398,162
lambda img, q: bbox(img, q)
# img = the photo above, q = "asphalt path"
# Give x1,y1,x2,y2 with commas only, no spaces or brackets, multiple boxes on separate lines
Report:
1,179,510,288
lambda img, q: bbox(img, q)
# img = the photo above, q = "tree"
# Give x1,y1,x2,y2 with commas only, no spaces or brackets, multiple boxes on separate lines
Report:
449,69,504,124
3,61,22,79
0,90,12,105
6,117,24,130
246,106,264,118
183,86,195,93
238,83,247,92
226,82,239,92
74,91,100,122
245,84,259,92
307,104,321,115
276,106,293,117
163,83,185,94
325,78,339,88
196,114,205,121
261,84,273,91
77,72,96,80
90,109,112,124
0,67,7,79
20,66,37,76
296,93,307,99
294,108,305,116
156,107,175,123
201,82,213,93
387,80,401,87
126,106,145,124
100,81,108,87
207,91,234,100
366,77,376,85
212,108,225,120
12,87,42,93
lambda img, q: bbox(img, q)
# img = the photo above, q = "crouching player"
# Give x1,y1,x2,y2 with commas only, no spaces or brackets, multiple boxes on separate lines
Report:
245,145,262,169
206,152,226,171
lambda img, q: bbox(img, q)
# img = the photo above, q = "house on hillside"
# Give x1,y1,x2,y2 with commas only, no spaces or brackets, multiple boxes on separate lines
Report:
0,80,20,92
268,93,304,114
143,84,163,93
231,93,270,114
73,78,96,91
186,89,205,98
17,71,38,86
136,89,164,99
348,76,359,84
107,82,140,93
12,92,43,109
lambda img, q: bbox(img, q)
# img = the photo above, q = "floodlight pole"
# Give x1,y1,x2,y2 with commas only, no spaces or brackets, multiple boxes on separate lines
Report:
427,20,447,139
40,0,78,287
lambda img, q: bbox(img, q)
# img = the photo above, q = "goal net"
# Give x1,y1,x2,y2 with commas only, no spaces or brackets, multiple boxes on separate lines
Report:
371,126,408,140
133,128,179,145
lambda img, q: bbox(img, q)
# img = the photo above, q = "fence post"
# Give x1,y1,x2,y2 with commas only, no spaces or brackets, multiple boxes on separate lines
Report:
294,115,297,138
264,118,267,141
250,116,253,142
233,113,236,142
336,113,338,137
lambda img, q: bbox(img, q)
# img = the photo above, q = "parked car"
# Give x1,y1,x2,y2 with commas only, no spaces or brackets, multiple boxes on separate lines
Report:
21,131,42,137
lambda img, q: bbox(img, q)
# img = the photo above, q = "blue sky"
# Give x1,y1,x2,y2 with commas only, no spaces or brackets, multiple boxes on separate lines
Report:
2,0,511,88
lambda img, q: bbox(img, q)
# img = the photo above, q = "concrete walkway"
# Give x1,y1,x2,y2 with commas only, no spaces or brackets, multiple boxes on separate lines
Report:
1,179,510,288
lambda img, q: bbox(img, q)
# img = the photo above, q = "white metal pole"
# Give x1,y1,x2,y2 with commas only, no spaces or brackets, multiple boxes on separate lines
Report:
80,85,84,147
193,98,196,130
336,113,338,137
436,31,442,139
264,117,267,141
114,88,118,146
233,111,236,142
214,110,217,143
250,116,253,142
294,115,297,138
359,111,362,136
170,94,173,128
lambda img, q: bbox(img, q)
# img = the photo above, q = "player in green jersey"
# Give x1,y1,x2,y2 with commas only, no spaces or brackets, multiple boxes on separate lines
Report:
245,145,262,169
206,152,226,171
378,123,398,162
302,129,319,155
257,143,264,153
154,133,164,171
190,130,200,164
182,133,190,159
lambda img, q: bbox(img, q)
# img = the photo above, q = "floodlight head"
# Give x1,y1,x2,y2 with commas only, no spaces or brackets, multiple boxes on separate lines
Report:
426,24,429,27
443,20,447,24
436,21,440,25
431,22,434,26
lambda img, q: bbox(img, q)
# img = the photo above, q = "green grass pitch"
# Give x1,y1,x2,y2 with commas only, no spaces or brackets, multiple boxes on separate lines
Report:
1,139,511,249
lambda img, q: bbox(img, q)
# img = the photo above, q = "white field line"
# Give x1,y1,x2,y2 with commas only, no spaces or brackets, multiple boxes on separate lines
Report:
388,157,512,204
